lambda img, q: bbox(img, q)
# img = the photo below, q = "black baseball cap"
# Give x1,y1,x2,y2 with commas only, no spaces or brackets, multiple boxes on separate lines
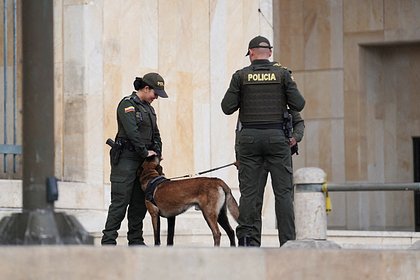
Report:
245,36,273,56
142,72,168,98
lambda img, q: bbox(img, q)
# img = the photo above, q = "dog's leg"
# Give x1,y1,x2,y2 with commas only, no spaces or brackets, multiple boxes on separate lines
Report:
201,210,222,246
146,201,161,246
155,216,161,246
217,208,236,247
167,216,175,246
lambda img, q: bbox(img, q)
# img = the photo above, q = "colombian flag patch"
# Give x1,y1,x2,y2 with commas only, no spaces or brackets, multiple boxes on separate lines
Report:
124,106,135,113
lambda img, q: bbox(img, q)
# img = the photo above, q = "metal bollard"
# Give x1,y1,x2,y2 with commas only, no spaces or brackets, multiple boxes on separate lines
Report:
293,167,327,240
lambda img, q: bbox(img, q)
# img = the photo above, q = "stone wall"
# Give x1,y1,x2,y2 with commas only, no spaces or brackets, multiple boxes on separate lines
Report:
51,0,274,235
273,0,420,230
2,0,420,234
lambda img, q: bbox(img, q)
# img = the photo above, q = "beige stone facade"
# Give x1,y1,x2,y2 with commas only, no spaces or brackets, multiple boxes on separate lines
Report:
1,0,420,238
273,0,420,230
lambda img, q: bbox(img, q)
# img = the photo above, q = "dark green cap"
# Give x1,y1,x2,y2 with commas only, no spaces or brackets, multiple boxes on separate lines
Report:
245,36,272,56
143,72,168,98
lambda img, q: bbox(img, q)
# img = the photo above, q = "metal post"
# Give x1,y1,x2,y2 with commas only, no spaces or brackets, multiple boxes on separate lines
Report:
327,182,420,192
21,0,55,211
0,0,93,245
3,0,8,172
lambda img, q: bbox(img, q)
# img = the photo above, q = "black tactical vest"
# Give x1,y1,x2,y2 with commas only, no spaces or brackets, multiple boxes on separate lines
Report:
239,64,287,125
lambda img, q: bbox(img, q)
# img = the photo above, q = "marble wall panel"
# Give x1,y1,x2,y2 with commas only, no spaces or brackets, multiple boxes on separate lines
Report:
343,32,383,181
55,182,104,210
338,41,420,230
210,0,259,187
360,43,420,185
191,1,212,174
54,0,65,180
102,1,122,182
304,119,332,177
343,0,383,33
330,118,345,182
62,3,87,181
63,95,86,181
302,69,343,119
275,0,343,70
362,47,385,182
343,190,414,231
381,44,420,182
303,0,339,70
157,1,194,177
257,0,274,44
326,193,346,228
329,0,344,68
274,0,305,69
303,118,345,183
292,69,345,183
384,0,420,41
60,1,104,183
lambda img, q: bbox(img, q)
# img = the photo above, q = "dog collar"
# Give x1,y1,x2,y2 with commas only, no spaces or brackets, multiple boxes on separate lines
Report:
145,175,169,205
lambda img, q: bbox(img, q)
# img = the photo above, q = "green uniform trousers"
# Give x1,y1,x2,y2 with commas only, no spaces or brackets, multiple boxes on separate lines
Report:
101,150,147,245
236,128,295,246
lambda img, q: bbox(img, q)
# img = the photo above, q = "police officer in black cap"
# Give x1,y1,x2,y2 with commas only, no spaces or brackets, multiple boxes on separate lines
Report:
222,36,305,246
101,72,168,246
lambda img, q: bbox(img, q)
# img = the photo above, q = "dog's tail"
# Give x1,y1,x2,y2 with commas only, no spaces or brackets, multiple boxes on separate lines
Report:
219,180,239,222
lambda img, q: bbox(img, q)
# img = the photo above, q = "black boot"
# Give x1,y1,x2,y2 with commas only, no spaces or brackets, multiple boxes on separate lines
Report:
238,236,252,247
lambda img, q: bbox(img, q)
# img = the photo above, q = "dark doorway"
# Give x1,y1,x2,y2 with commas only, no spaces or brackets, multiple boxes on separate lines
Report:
414,137,420,231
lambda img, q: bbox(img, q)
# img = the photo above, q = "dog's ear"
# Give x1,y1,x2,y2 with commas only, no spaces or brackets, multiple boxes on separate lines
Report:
156,164,164,176
154,155,161,165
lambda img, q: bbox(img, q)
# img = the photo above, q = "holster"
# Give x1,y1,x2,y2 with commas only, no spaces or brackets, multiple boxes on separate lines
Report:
107,138,123,166
282,111,293,139
110,145,122,166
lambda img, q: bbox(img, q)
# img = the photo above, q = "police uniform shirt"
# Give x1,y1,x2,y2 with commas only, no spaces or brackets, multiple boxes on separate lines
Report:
117,92,162,158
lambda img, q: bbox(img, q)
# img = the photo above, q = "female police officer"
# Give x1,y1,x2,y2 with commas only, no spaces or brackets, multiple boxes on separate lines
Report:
101,73,168,245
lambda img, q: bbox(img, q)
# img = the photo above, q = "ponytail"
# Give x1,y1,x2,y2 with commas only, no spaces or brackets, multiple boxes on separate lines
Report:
133,77,148,90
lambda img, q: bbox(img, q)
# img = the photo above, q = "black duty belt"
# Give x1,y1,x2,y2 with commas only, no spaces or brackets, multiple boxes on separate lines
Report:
116,137,135,151
242,122,283,129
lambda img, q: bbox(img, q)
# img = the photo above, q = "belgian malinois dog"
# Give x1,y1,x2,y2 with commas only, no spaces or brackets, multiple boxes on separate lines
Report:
139,156,240,247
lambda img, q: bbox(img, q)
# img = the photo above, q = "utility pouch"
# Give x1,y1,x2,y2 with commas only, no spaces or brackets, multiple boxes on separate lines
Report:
282,111,293,139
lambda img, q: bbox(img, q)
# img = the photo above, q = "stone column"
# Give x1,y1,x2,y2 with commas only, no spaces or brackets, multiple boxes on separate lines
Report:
283,167,340,249
294,167,328,240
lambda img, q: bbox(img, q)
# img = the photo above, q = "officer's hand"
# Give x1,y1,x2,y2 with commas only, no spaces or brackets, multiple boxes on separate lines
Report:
147,150,157,157
289,137,297,147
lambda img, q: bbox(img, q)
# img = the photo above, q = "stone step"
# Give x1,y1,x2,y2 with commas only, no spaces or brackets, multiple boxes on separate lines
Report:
1,246,419,280
52,209,420,249
92,229,420,249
